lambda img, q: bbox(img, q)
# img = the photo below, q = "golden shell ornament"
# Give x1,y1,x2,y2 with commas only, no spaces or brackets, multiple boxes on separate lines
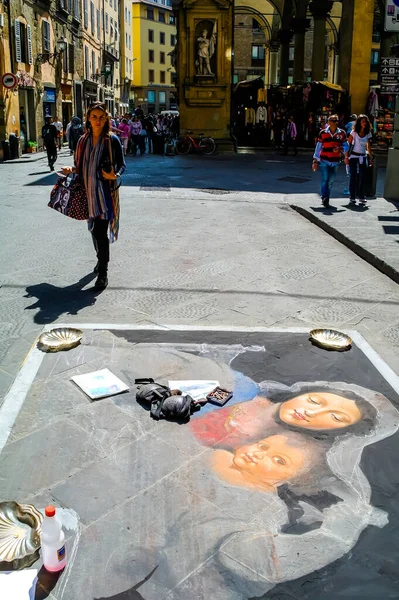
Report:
309,328,352,351
0,502,43,569
38,327,83,352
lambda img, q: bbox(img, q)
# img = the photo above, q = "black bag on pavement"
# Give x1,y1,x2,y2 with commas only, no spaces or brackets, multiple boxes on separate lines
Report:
135,378,199,421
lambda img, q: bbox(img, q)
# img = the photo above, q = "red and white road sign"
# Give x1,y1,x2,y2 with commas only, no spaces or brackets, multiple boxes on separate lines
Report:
2,73,18,90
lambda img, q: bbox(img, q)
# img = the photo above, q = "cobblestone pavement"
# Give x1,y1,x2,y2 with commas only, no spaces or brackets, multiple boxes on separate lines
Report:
0,150,398,410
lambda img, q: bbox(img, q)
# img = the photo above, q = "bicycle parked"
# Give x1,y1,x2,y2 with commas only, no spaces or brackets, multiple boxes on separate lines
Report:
176,131,216,156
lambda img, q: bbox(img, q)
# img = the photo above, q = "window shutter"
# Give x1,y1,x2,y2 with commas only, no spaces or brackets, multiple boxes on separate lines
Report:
27,25,33,65
14,19,21,63
69,43,74,73
43,21,50,52
84,0,88,28
63,44,68,72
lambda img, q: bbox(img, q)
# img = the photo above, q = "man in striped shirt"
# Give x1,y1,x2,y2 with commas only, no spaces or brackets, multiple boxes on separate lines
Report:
312,114,348,207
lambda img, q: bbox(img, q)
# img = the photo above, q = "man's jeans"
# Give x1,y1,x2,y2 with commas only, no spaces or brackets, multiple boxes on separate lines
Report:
319,161,339,200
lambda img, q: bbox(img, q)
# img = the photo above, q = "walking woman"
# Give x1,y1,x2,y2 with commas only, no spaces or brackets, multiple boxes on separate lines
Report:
344,114,373,206
61,102,126,289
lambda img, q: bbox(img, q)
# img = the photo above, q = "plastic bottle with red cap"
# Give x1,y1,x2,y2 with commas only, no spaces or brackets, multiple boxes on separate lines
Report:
41,505,66,572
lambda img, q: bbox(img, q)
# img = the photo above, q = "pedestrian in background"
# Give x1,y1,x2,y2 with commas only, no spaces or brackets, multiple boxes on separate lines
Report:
272,112,284,149
312,114,348,208
61,102,126,290
53,116,63,150
283,115,298,156
344,114,373,206
345,114,357,136
42,117,58,171
117,118,130,155
68,116,83,155
129,115,142,155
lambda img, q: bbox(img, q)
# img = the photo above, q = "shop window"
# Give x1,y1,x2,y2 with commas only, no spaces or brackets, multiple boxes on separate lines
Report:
160,31,165,45
148,29,154,43
149,69,155,83
147,9,154,20
160,70,165,83
42,20,51,52
159,11,165,23
148,90,155,104
159,91,166,104
160,51,165,64
149,49,154,62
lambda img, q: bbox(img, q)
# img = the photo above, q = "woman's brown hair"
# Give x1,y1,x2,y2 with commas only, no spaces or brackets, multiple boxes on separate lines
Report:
85,101,111,135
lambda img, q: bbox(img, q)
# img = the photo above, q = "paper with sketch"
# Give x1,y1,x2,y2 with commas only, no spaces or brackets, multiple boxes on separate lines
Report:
168,380,219,401
71,369,129,400
0,569,38,600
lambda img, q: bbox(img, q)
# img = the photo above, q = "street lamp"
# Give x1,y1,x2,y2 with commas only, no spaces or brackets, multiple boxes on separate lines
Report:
36,37,67,64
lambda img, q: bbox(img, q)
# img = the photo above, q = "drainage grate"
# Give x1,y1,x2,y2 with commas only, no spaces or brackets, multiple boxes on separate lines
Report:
201,188,231,195
278,176,310,183
140,185,171,191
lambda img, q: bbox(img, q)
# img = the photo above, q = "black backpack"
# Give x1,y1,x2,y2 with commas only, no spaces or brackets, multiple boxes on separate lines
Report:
135,378,199,421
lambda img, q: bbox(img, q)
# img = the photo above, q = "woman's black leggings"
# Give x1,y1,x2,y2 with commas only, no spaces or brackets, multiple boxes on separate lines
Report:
349,158,367,200
91,218,110,275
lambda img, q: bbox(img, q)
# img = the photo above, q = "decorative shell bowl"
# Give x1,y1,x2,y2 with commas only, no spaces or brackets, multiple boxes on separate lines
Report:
0,502,43,569
38,327,83,352
309,328,352,351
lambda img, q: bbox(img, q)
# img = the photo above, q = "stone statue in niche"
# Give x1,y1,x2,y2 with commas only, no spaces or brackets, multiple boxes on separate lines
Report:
195,20,217,76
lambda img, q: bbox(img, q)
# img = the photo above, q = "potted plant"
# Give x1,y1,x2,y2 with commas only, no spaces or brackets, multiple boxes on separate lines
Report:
27,141,37,154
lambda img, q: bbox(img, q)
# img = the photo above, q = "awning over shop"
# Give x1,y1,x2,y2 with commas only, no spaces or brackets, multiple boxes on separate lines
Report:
315,81,345,93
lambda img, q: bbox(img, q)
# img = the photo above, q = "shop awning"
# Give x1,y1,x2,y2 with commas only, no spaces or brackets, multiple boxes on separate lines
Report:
315,81,345,93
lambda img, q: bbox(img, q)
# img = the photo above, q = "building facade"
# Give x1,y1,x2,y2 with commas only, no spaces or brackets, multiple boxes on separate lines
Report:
132,0,177,114
0,0,84,159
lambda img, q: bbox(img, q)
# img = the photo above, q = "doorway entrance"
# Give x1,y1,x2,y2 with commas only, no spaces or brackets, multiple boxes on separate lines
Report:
18,88,35,153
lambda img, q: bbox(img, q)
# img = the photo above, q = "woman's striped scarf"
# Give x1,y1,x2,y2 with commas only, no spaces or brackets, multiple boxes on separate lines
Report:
75,132,120,243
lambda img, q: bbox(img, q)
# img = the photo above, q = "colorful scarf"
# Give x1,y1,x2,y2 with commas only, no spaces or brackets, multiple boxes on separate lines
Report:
75,133,120,243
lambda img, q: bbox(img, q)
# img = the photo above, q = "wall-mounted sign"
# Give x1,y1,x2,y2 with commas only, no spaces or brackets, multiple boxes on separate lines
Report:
44,88,56,103
2,73,18,89
385,0,399,32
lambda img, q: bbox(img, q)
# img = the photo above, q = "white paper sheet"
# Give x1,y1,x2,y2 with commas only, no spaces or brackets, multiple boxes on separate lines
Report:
0,569,38,600
168,380,219,401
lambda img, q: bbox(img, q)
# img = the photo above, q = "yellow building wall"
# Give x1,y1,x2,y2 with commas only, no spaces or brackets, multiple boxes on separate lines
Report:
132,2,175,88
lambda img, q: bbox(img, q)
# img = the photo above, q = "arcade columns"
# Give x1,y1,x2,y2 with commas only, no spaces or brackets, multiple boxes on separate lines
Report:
339,0,374,115
292,17,310,82
309,0,333,81
172,0,234,150
267,41,280,85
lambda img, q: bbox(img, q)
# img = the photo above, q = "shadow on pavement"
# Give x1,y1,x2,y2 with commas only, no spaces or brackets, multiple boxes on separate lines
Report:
33,566,63,599
310,206,346,215
24,272,99,324
94,566,158,600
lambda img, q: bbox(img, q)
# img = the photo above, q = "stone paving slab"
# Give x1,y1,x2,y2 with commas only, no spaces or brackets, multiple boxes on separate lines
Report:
2,327,399,599
291,195,399,284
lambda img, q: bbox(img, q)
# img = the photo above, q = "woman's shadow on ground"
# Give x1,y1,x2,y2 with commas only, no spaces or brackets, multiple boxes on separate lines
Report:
24,272,101,325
